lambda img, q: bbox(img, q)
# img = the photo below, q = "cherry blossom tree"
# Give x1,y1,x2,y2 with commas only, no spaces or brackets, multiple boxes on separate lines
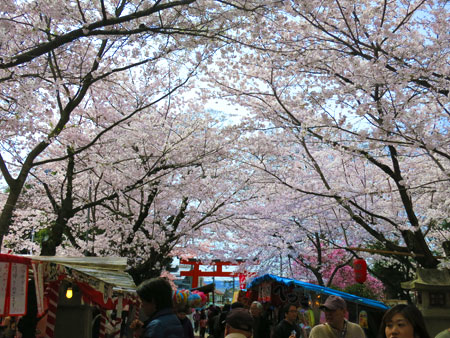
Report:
4,98,260,282
1,1,448,292
289,248,385,300
0,0,280,250
208,0,450,272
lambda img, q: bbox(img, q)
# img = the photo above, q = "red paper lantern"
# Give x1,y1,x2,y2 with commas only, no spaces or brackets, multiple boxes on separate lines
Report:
353,258,367,284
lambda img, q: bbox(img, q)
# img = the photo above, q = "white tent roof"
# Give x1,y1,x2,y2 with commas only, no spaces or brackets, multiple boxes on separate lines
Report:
27,256,136,292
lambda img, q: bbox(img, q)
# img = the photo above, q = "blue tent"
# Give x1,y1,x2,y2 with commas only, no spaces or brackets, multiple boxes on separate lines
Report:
247,274,388,310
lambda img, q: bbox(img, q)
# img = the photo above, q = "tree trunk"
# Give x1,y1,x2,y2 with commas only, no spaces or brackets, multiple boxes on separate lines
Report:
0,181,26,251
402,229,439,269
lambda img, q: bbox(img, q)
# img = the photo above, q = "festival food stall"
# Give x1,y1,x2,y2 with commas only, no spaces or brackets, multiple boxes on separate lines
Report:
0,253,138,338
246,274,388,338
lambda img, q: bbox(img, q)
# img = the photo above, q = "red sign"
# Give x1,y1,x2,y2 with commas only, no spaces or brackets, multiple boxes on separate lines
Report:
238,272,257,290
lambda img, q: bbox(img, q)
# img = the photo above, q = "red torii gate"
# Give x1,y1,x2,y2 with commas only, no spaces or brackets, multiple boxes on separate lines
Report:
179,259,245,289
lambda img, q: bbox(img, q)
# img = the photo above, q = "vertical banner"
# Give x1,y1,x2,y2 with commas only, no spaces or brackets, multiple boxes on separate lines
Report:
32,261,45,316
9,263,28,315
238,271,256,290
45,281,61,338
259,282,271,302
99,308,107,338
0,262,9,316
238,273,247,290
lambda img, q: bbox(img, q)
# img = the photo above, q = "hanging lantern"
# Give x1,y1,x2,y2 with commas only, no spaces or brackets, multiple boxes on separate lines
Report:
353,258,367,284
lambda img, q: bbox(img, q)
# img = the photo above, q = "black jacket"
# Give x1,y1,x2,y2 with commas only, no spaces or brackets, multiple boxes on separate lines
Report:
272,320,301,338
253,315,271,338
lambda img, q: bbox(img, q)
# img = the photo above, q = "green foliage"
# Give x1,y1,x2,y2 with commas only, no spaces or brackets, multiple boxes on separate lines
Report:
34,228,52,244
342,283,378,300
329,283,379,300
370,260,414,300
441,220,450,230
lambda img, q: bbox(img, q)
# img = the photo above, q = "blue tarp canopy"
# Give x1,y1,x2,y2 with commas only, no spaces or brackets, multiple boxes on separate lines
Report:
247,274,388,311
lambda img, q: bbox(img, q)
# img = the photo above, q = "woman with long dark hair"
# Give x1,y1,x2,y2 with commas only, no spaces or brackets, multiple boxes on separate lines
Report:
378,304,430,338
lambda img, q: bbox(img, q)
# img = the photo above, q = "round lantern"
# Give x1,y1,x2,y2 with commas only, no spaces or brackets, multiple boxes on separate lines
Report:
353,258,367,284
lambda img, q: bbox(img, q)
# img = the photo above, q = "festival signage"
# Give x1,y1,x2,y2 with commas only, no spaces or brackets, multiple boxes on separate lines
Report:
9,262,28,315
0,256,29,316
239,272,257,290
259,282,271,302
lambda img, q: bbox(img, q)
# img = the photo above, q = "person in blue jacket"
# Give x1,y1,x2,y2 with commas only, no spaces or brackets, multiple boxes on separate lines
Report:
136,277,184,338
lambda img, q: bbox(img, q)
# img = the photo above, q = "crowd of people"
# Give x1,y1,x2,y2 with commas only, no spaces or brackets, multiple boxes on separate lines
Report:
2,276,449,338
130,277,450,338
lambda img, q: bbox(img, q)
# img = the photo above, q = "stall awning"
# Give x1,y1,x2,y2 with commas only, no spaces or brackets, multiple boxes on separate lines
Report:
247,274,388,310
1,254,137,317
28,256,136,291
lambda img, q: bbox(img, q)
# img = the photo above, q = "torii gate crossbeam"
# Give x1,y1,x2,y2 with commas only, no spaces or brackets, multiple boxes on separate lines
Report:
179,259,243,288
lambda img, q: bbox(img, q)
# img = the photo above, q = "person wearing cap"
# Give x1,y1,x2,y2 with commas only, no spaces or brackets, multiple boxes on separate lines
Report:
309,295,365,338
272,303,302,338
224,308,254,338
